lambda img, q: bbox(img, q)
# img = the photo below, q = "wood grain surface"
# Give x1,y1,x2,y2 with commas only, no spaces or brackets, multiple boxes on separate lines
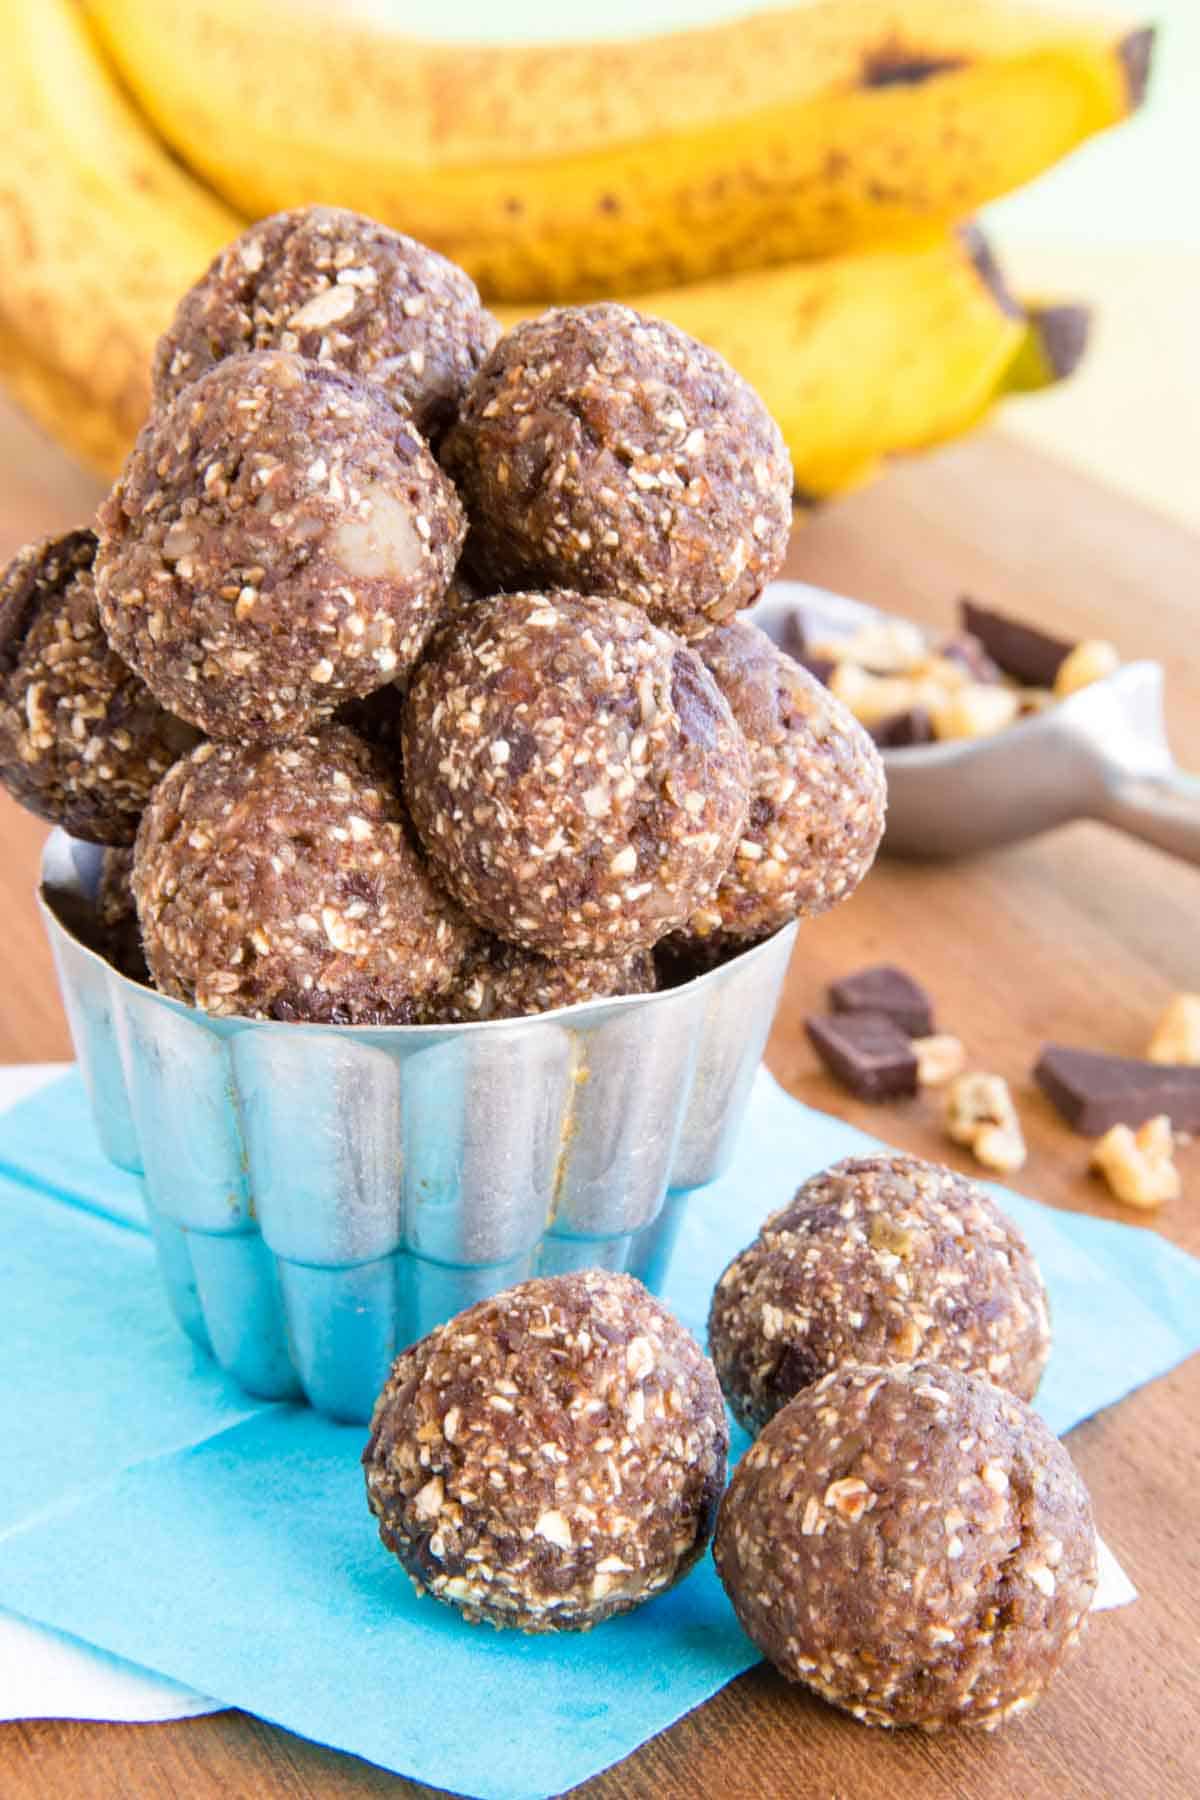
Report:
1,396,1197,1800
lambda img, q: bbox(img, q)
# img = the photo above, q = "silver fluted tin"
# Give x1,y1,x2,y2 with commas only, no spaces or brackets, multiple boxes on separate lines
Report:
39,829,796,1422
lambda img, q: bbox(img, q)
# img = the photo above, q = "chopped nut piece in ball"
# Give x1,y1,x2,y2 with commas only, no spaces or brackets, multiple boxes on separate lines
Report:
363,1271,728,1631
708,1153,1050,1435
443,304,792,638
431,935,656,1022
133,727,471,1021
0,530,197,845
96,351,465,740
674,621,884,942
402,590,751,955
714,1361,1097,1729
153,207,500,440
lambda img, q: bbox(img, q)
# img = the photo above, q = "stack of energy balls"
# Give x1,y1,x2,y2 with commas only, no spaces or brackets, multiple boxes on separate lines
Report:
0,204,885,1023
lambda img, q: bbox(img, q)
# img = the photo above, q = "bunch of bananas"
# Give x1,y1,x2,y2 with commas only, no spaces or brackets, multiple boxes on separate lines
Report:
0,0,1150,489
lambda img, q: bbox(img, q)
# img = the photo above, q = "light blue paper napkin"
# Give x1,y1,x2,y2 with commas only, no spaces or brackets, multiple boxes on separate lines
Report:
1,1068,1198,1800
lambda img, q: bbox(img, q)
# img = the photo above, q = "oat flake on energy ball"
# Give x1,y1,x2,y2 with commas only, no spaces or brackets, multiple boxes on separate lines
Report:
153,206,501,441
442,303,792,639
363,1271,728,1632
133,727,471,1022
683,619,886,943
401,589,752,956
96,351,464,741
0,529,198,846
714,1362,1098,1730
709,1153,1051,1435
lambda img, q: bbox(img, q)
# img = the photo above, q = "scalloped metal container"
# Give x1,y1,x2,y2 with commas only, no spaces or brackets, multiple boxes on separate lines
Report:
39,829,795,1422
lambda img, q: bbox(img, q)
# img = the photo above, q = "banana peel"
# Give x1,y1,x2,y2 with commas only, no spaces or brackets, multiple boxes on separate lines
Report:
0,0,240,476
0,1,1091,492
87,0,1153,302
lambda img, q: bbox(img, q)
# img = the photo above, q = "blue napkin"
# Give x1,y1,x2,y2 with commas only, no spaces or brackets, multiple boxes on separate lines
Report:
1,1068,1198,1800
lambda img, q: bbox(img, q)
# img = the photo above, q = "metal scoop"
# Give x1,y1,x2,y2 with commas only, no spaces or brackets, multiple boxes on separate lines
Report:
752,581,1200,864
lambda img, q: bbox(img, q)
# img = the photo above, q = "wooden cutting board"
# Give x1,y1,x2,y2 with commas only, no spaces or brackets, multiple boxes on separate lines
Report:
1,398,1197,1800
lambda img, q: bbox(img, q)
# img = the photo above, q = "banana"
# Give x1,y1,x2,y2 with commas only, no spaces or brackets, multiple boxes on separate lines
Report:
499,230,1031,498
1003,303,1092,393
0,0,242,475
86,0,1152,303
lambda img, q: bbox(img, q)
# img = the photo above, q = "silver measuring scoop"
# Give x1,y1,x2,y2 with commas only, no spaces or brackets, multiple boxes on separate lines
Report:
753,582,1200,864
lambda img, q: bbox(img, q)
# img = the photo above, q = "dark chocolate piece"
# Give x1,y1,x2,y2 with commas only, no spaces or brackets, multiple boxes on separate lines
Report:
805,1012,918,1101
782,611,835,687
1034,1044,1200,1135
829,963,934,1037
871,707,934,749
960,599,1072,689
937,633,1003,685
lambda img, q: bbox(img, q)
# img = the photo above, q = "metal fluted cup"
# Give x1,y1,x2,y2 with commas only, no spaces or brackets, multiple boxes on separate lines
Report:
39,829,796,1422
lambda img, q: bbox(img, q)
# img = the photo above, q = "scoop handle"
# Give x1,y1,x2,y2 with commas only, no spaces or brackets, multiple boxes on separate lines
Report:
1097,764,1200,865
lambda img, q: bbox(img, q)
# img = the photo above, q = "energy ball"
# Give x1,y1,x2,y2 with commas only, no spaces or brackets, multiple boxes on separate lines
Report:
153,206,501,440
681,621,886,943
443,303,792,638
363,1271,728,1631
133,727,471,1022
709,1154,1050,1435
714,1362,1097,1729
0,529,197,845
432,934,656,1023
96,350,465,741
402,590,751,955
95,847,149,984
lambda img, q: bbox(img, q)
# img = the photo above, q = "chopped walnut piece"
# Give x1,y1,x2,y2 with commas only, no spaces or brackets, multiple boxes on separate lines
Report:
1053,639,1121,698
932,684,1021,741
913,1033,968,1087
1146,993,1200,1066
946,1072,1027,1173
1090,1115,1180,1210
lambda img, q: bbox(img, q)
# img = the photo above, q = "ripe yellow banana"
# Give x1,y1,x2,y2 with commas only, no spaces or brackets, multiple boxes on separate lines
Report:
500,230,1031,498
0,0,241,475
86,0,1151,303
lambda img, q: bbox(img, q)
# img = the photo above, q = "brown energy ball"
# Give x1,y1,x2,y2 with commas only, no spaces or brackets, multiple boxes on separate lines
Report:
363,1270,728,1631
153,206,501,441
0,530,197,845
402,590,751,956
442,303,792,639
431,934,656,1023
95,847,149,984
681,621,886,943
714,1362,1097,1729
133,727,471,1022
709,1154,1051,1436
96,351,465,741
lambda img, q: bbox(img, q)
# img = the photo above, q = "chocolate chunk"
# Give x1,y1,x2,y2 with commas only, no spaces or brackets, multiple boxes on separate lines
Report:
937,633,1003,685
805,1013,918,1101
871,707,934,749
960,599,1072,689
1034,1043,1200,1135
829,964,934,1037
782,610,836,686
